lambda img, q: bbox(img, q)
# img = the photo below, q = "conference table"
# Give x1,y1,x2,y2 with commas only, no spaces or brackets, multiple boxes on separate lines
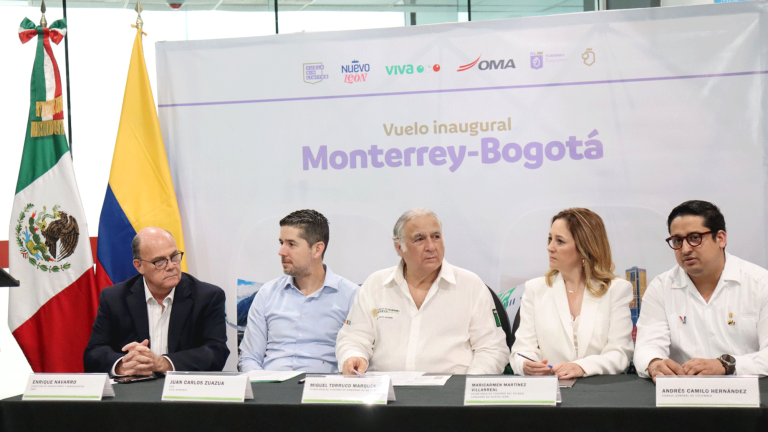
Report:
2,374,767,432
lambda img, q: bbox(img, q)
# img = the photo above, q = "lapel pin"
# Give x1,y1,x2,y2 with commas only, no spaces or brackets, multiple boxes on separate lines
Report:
679,316,686,324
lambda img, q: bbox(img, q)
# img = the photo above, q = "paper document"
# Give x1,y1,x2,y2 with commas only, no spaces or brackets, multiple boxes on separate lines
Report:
247,370,304,382
406,375,452,386
365,371,424,385
366,371,452,386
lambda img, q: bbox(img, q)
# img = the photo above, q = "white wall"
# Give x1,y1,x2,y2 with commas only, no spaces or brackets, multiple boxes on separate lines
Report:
0,6,403,241
0,5,401,399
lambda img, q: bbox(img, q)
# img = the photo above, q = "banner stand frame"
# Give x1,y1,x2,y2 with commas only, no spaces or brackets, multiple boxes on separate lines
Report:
0,268,20,287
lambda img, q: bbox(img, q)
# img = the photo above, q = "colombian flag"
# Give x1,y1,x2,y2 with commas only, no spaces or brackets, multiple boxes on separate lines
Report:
96,27,187,288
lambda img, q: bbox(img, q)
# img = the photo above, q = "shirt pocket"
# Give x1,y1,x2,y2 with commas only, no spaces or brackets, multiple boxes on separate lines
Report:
739,314,759,352
316,303,348,339
668,291,691,355
372,307,404,339
732,286,759,353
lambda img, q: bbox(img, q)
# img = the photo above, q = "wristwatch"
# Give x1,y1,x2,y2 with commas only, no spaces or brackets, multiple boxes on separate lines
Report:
718,354,736,375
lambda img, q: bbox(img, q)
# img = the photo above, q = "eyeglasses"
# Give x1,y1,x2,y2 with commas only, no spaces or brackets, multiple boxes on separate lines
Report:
665,232,712,250
138,251,184,269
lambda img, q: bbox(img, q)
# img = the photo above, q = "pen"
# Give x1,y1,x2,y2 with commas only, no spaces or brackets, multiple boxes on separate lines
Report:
297,378,305,384
516,353,553,369
353,369,366,377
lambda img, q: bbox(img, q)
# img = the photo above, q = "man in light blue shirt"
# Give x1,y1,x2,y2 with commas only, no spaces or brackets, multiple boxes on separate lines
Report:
239,210,358,373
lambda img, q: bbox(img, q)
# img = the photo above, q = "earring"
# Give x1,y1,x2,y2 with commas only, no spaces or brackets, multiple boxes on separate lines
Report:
582,259,585,267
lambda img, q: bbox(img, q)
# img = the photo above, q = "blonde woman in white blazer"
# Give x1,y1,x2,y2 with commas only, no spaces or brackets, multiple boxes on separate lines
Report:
510,208,634,379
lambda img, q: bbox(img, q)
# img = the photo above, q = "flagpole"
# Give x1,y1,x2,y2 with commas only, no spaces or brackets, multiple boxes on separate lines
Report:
134,1,146,35
61,0,73,157
40,0,74,157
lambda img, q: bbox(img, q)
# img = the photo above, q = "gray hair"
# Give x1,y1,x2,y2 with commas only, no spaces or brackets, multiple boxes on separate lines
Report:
392,207,441,252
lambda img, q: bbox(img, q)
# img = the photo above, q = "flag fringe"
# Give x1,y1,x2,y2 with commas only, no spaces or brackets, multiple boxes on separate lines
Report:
35,96,63,118
31,119,65,137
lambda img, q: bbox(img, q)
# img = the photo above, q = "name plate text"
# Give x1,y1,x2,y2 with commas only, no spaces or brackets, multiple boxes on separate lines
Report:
464,376,558,406
302,376,394,404
656,376,760,407
23,373,114,401
162,372,252,402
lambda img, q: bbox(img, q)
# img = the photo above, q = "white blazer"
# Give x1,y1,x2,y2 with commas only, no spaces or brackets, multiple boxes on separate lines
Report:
510,274,634,376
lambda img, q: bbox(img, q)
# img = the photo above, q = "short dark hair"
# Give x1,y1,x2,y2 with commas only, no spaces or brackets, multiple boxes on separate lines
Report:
667,200,726,238
280,210,330,258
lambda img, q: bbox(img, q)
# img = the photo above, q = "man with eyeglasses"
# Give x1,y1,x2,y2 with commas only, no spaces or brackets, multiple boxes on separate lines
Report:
634,200,768,380
84,227,229,375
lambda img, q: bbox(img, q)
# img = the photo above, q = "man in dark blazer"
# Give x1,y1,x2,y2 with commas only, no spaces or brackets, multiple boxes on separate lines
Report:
84,227,229,374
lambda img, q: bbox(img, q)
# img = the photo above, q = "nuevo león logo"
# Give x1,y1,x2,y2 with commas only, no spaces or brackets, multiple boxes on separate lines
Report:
342,60,370,84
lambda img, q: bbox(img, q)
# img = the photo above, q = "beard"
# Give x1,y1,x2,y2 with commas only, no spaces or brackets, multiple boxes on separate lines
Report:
283,262,311,279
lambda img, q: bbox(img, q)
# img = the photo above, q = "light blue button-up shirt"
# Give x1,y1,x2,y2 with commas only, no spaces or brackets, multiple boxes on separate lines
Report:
238,266,358,373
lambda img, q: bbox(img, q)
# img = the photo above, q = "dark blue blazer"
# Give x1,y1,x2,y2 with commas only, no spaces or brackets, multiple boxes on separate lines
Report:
83,273,229,373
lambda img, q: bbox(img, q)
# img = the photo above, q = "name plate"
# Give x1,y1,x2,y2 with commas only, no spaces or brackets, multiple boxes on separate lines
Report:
656,376,760,407
302,376,394,404
23,373,114,401
162,371,253,402
464,376,558,406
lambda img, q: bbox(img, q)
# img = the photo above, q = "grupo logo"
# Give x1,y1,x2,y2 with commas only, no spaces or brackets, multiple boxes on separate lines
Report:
458,55,516,72
530,52,543,70
385,63,441,75
342,60,370,84
303,62,329,84
529,51,567,70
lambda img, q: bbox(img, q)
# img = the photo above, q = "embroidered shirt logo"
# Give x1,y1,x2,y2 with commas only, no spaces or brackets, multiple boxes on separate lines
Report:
373,308,400,319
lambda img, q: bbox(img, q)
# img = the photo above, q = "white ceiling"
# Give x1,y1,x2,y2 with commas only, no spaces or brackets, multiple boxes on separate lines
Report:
9,0,583,18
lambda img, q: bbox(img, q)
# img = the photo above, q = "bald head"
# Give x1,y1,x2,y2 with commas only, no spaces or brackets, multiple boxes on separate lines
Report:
132,227,175,260
132,227,182,295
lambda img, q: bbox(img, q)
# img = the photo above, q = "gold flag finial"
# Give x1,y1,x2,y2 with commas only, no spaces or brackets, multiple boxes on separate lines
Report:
132,1,147,35
40,0,47,28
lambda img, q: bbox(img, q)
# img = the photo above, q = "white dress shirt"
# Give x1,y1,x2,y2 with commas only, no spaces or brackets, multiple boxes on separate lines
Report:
634,253,768,377
336,259,509,374
110,279,176,375
145,281,175,359
510,275,634,376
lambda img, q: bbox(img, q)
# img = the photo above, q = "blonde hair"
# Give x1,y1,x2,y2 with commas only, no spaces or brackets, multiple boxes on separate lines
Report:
545,208,615,297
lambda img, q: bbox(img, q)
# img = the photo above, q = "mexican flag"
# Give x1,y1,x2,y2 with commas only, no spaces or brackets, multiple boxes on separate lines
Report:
8,17,100,372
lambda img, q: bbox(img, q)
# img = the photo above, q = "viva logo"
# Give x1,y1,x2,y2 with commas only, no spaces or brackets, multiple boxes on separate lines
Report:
385,64,440,75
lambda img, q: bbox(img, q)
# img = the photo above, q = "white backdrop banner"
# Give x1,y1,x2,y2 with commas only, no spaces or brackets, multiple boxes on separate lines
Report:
156,2,768,370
